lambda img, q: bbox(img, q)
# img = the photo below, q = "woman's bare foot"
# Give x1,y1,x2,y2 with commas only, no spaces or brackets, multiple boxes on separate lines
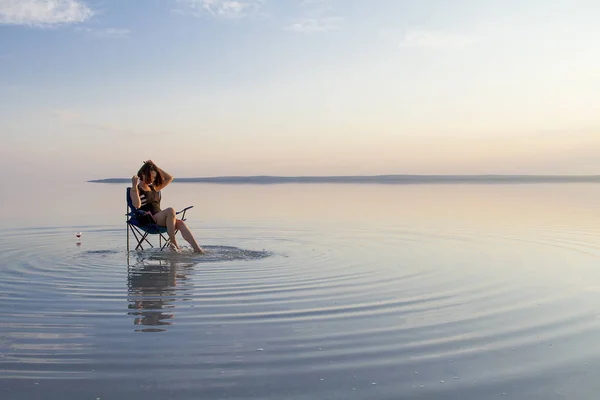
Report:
194,247,206,254
169,243,181,253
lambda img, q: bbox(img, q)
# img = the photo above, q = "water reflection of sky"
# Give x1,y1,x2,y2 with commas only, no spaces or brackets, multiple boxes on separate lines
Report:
2,183,600,399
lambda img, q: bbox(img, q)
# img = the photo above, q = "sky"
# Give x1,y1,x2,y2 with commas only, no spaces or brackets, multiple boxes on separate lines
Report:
1,0,599,181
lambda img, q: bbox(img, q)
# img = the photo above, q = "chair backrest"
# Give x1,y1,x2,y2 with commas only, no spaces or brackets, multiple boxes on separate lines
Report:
126,186,162,212
126,187,137,212
126,187,166,235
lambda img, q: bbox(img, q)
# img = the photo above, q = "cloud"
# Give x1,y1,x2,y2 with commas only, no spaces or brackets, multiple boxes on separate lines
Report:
300,0,326,6
0,0,93,27
75,26,131,38
285,16,342,33
399,29,476,49
286,0,342,33
175,0,265,19
299,0,332,11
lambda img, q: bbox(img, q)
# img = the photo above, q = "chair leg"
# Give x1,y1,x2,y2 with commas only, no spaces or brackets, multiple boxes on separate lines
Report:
160,235,170,251
135,234,145,251
129,226,154,251
136,232,154,250
127,204,130,253
159,229,178,251
129,225,143,250
128,223,177,252
134,231,145,251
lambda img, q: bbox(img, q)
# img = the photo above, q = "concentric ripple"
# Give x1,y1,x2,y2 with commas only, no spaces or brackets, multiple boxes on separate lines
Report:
2,214,600,399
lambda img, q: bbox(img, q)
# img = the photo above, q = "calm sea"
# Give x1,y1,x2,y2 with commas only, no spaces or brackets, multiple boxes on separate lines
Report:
2,182,600,399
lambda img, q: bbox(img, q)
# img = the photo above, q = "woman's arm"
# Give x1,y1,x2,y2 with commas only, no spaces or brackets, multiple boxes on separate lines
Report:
130,175,141,208
148,160,174,191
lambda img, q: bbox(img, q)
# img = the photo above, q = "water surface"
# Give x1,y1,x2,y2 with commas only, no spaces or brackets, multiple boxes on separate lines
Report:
2,183,600,399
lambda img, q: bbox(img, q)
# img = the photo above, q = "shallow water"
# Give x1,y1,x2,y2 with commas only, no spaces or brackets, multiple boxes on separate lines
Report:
2,183,600,399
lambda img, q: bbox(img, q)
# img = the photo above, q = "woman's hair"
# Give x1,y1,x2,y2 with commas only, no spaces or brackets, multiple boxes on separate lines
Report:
137,162,165,187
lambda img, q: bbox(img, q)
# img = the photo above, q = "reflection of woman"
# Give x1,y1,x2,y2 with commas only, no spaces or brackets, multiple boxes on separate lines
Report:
130,160,204,253
127,256,195,332
127,261,178,332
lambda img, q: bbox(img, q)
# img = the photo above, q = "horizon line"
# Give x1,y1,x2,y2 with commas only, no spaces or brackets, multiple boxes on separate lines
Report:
88,174,600,185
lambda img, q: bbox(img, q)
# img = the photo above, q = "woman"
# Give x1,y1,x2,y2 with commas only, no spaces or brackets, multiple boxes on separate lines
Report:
130,160,204,254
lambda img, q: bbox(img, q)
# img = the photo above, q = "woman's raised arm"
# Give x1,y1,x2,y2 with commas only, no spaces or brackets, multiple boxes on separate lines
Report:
130,175,141,208
147,160,174,191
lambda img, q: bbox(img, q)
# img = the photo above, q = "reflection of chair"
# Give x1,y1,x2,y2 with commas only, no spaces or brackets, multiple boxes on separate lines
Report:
126,258,194,332
126,187,193,252
127,261,177,332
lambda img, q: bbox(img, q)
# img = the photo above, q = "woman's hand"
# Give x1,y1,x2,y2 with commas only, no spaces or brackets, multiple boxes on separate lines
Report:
132,175,139,187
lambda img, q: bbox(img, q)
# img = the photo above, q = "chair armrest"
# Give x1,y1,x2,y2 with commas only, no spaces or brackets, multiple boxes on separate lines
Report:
176,206,194,215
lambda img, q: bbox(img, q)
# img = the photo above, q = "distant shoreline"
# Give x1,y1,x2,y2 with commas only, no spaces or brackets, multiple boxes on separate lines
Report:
88,175,600,184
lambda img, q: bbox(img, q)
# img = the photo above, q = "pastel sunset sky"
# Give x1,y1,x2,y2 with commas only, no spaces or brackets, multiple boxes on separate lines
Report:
1,0,599,181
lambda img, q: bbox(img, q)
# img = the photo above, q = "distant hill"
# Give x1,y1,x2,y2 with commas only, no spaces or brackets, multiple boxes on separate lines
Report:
88,175,600,184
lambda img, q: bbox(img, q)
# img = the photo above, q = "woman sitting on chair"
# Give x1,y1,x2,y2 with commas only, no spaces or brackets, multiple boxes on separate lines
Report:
130,160,205,254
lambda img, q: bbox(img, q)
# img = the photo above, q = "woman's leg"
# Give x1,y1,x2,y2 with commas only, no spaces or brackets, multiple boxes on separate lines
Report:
152,208,180,250
176,219,204,253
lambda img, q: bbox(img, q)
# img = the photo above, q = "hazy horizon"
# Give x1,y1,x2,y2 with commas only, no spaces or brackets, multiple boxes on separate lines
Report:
88,173,600,185
1,0,599,185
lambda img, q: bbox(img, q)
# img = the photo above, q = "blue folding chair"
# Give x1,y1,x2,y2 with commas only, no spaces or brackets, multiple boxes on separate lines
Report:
126,187,193,252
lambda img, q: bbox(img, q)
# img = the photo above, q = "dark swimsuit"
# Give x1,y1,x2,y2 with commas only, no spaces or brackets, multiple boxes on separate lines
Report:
138,185,161,215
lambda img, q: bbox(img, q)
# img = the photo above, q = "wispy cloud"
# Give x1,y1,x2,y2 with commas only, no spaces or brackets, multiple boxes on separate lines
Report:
175,0,265,19
299,0,332,11
300,0,326,5
0,0,93,27
399,29,476,49
285,16,342,33
75,27,131,39
286,0,343,33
